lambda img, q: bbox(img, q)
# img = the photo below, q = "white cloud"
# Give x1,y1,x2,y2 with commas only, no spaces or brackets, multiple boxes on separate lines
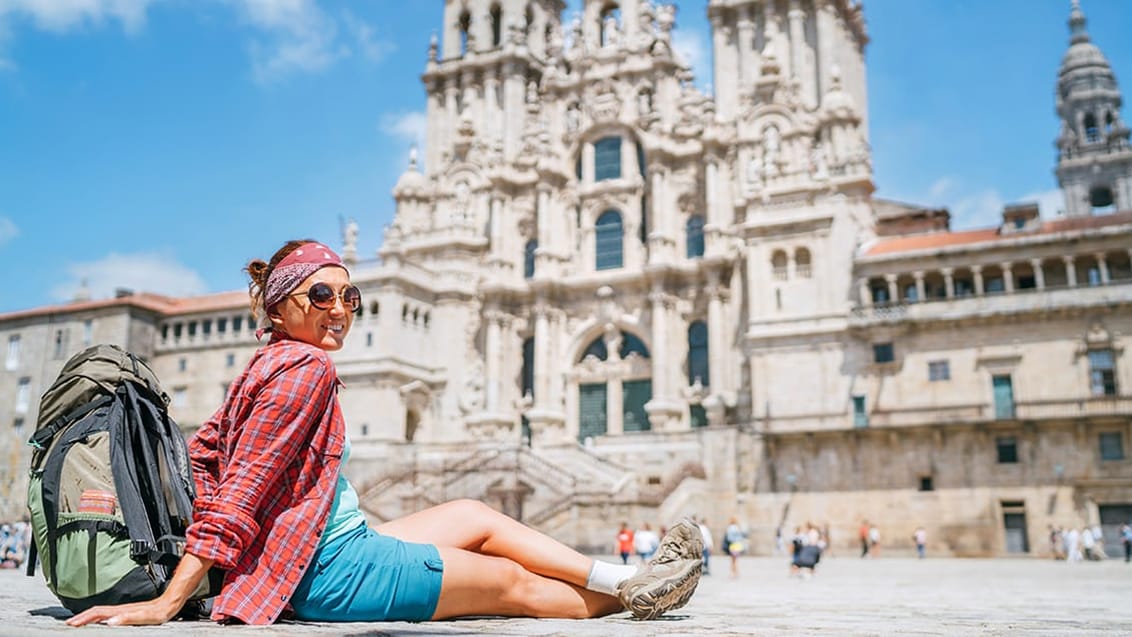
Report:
0,216,17,245
232,0,344,83
380,110,428,170
0,0,155,33
1018,188,1065,219
927,176,955,200
51,252,208,302
948,189,1004,230
342,8,392,63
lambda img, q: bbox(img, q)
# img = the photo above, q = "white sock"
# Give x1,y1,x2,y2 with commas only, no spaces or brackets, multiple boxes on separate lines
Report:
585,560,639,595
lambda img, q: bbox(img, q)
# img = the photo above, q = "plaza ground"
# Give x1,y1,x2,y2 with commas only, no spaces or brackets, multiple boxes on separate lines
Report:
0,555,1128,636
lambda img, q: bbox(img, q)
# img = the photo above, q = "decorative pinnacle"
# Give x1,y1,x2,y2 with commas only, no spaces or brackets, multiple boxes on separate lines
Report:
408,145,419,170
1069,0,1089,45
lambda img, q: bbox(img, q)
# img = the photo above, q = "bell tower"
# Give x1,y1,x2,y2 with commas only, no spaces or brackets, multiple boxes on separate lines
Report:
1055,0,1132,216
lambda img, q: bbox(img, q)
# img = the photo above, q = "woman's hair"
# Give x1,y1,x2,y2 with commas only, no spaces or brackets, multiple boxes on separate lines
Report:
246,238,316,322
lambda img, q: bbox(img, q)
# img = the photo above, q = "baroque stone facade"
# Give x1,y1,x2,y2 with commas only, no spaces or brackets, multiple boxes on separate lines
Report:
1,0,1130,558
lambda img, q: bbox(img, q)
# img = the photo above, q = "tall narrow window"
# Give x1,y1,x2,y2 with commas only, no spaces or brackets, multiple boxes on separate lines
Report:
53,329,68,360
524,239,537,279
852,395,868,428
458,11,471,56
1084,112,1099,142
1099,432,1125,461
595,210,623,270
1088,349,1117,396
686,215,705,259
795,247,812,278
594,136,621,181
996,436,1018,463
687,321,709,387
993,375,1015,419
522,338,535,400
16,377,31,414
771,250,788,280
83,320,93,346
490,4,502,47
6,335,19,370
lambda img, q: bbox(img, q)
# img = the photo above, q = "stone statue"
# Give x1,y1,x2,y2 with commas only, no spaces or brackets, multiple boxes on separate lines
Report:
763,125,781,176
342,217,358,260
810,139,828,180
602,14,620,48
565,102,580,132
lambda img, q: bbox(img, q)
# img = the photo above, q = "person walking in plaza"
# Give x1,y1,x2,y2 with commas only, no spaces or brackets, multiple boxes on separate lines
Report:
868,524,881,558
696,517,714,576
634,523,660,563
1122,523,1132,562
67,240,704,627
913,527,927,559
724,517,746,578
859,519,871,558
616,522,635,565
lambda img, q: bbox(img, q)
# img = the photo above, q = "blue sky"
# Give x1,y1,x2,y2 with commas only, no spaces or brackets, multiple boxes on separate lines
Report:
0,0,1129,314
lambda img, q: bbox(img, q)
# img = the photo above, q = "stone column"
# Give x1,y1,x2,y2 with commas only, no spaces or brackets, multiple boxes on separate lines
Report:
711,14,736,120
884,274,897,304
913,271,926,303
941,267,955,298
858,278,872,307
707,273,726,393
607,378,623,436
1095,252,1110,284
972,265,985,296
644,287,683,430
622,136,638,178
736,7,756,85
746,244,764,320
788,1,810,103
705,160,718,226
1002,263,1015,293
489,197,503,256
1063,255,1078,287
1030,258,1045,289
484,69,500,144
533,304,550,408
484,310,503,411
582,141,595,183
536,185,551,254
444,80,459,158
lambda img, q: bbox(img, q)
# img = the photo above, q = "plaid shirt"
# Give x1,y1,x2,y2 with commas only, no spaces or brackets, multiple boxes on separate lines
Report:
186,337,345,625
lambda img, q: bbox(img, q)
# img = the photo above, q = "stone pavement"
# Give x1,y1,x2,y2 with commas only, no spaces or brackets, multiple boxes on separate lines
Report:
0,556,1129,636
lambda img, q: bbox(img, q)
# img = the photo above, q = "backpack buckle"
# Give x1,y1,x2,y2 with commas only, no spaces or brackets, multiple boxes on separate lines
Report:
129,540,151,561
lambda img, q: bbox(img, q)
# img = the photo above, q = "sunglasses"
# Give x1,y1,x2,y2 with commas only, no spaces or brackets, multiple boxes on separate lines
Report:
287,282,362,313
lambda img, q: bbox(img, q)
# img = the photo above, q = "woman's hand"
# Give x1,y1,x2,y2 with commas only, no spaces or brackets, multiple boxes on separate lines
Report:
66,598,181,627
66,552,215,627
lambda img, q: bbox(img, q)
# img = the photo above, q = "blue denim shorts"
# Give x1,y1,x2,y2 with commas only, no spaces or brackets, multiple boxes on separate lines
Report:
290,524,445,622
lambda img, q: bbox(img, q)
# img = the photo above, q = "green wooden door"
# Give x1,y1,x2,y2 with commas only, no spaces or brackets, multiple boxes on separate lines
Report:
622,379,652,432
578,383,608,441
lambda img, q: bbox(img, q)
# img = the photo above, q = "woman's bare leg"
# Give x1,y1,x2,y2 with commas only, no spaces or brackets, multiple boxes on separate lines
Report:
375,499,599,587
429,547,622,620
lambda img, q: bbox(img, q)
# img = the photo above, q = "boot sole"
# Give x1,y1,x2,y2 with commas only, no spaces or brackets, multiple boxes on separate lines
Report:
621,559,703,620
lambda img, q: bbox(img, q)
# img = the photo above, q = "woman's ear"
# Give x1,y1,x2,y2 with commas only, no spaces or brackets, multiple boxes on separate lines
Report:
267,308,286,330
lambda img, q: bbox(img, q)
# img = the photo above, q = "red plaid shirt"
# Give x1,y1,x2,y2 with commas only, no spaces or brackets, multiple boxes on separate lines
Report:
186,337,345,625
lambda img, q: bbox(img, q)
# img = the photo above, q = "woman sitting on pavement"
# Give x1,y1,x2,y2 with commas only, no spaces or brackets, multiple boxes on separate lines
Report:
67,240,703,627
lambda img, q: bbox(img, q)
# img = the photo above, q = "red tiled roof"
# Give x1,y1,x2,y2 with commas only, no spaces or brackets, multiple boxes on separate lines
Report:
0,289,249,322
864,209,1132,257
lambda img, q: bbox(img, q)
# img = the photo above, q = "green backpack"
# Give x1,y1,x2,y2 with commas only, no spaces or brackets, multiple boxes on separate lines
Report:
26,344,214,613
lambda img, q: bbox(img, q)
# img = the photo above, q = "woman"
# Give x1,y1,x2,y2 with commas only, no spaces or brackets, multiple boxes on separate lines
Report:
67,240,703,627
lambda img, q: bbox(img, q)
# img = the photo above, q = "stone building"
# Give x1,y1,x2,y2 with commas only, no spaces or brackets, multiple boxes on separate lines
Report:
1,0,1130,558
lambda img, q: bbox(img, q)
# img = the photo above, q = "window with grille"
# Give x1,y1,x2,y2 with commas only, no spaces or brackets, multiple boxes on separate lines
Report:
928,360,950,381
873,343,894,364
686,215,705,259
687,321,709,387
996,436,1018,464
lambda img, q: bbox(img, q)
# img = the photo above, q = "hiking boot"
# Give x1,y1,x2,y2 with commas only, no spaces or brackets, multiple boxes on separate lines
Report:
650,517,704,565
618,556,703,620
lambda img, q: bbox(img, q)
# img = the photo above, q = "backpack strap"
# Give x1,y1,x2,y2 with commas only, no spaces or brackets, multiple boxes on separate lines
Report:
28,394,113,453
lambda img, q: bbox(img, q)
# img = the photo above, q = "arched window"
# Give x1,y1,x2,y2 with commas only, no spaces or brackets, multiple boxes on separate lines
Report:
619,332,650,359
599,4,621,47
687,321,709,387
1106,110,1115,134
405,408,420,442
686,215,705,259
369,301,380,316
580,336,608,362
490,4,502,47
594,136,621,181
1091,185,1115,212
795,247,812,278
771,250,788,280
1084,112,1099,142
458,11,471,56
595,210,623,270
522,337,534,399
524,239,537,279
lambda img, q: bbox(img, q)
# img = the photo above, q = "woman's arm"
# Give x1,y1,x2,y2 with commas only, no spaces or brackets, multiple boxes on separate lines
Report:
65,552,215,627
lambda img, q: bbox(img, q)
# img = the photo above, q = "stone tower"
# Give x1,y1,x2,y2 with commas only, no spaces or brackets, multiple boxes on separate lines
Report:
1055,0,1132,216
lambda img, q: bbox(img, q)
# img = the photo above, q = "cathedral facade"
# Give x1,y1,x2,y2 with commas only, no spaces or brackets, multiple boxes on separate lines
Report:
2,0,1131,558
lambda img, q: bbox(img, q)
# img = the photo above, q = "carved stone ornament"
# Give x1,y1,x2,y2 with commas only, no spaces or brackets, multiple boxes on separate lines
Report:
586,81,621,123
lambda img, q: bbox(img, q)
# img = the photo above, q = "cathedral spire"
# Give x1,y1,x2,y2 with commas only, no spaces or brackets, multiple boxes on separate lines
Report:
1055,0,1132,216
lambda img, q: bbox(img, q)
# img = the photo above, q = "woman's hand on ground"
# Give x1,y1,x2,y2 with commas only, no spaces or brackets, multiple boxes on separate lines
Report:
65,598,179,627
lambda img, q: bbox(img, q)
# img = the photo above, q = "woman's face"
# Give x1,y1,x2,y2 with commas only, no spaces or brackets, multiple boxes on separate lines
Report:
269,266,354,351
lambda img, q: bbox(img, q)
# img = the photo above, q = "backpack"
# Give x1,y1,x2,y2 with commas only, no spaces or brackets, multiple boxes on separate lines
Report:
25,344,215,614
